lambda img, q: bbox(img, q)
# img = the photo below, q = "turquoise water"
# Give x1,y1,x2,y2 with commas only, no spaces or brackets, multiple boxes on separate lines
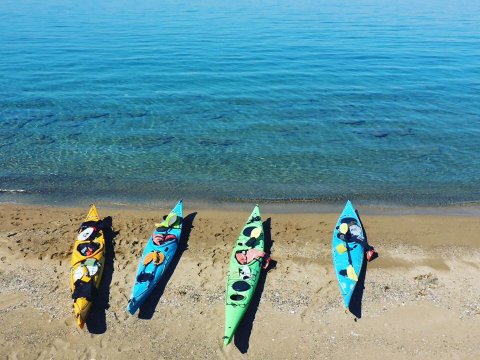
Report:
1,0,480,206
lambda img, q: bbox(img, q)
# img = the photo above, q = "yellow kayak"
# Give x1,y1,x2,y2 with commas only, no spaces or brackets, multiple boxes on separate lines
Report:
69,204,106,329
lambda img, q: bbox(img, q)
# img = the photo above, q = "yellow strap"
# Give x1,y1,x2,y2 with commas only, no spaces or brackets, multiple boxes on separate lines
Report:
80,274,91,282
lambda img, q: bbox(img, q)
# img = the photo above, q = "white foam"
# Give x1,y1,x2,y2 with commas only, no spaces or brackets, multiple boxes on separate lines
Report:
0,189,27,193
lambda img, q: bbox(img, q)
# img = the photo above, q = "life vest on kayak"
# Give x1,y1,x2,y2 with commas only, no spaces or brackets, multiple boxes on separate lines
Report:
152,233,177,246
72,278,97,300
235,248,266,265
71,258,101,299
77,241,100,256
136,251,165,283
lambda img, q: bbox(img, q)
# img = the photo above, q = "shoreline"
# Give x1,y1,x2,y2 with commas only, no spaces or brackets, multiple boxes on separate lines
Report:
1,203,479,249
1,196,480,216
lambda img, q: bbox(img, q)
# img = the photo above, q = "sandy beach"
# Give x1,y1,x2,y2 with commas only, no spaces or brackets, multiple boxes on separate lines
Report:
0,203,479,359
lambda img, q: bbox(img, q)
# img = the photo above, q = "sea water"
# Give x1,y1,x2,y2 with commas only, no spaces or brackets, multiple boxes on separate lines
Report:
1,0,479,206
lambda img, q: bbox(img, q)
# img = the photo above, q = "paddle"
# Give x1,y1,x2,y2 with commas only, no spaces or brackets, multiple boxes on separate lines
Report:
339,222,358,282
342,219,377,262
239,226,262,246
77,227,94,241
250,227,262,239
155,213,178,231
84,258,99,276
166,213,177,227
247,226,272,269
137,251,166,283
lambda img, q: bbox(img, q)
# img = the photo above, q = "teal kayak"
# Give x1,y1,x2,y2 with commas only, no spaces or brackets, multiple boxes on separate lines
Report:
332,200,366,309
127,200,183,315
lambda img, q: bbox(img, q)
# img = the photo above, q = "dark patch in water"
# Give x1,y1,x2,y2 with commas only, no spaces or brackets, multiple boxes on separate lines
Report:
256,124,307,137
354,127,415,138
89,113,110,119
37,119,57,127
126,111,148,118
0,141,15,148
157,136,175,145
32,134,55,145
65,133,81,140
398,128,414,136
227,98,256,106
115,135,176,148
63,113,109,124
339,120,366,126
372,131,389,138
15,119,35,129
197,138,238,147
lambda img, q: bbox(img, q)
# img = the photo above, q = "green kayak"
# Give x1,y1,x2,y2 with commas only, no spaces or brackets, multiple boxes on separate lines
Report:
224,205,268,345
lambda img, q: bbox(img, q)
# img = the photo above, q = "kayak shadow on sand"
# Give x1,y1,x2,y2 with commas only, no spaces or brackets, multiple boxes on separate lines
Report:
86,216,118,334
348,209,375,319
349,255,367,319
138,212,197,319
234,217,276,354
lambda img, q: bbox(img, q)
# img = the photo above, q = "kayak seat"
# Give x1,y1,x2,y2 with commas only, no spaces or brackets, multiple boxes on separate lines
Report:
77,241,100,256
235,249,266,265
237,237,257,247
230,294,245,301
232,280,251,292
137,272,155,282
80,220,103,232
245,237,257,247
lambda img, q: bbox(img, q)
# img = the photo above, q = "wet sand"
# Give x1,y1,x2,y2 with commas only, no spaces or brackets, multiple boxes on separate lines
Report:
0,203,479,359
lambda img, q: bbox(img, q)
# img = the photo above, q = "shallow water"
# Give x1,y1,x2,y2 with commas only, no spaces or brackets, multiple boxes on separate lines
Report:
1,0,479,206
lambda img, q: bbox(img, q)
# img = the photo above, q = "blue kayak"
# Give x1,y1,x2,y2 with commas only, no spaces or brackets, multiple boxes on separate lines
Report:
127,200,183,315
332,200,366,309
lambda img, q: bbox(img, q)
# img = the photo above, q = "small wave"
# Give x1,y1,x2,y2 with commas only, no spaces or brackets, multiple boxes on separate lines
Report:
0,189,28,193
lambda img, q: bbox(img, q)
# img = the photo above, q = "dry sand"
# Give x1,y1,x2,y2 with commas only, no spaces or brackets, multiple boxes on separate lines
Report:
0,203,479,360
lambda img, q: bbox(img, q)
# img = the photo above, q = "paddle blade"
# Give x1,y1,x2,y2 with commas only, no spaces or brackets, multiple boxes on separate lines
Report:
336,243,348,254
143,252,155,266
73,266,86,281
166,213,177,227
77,227,94,241
346,265,358,282
157,213,178,228
250,227,262,239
